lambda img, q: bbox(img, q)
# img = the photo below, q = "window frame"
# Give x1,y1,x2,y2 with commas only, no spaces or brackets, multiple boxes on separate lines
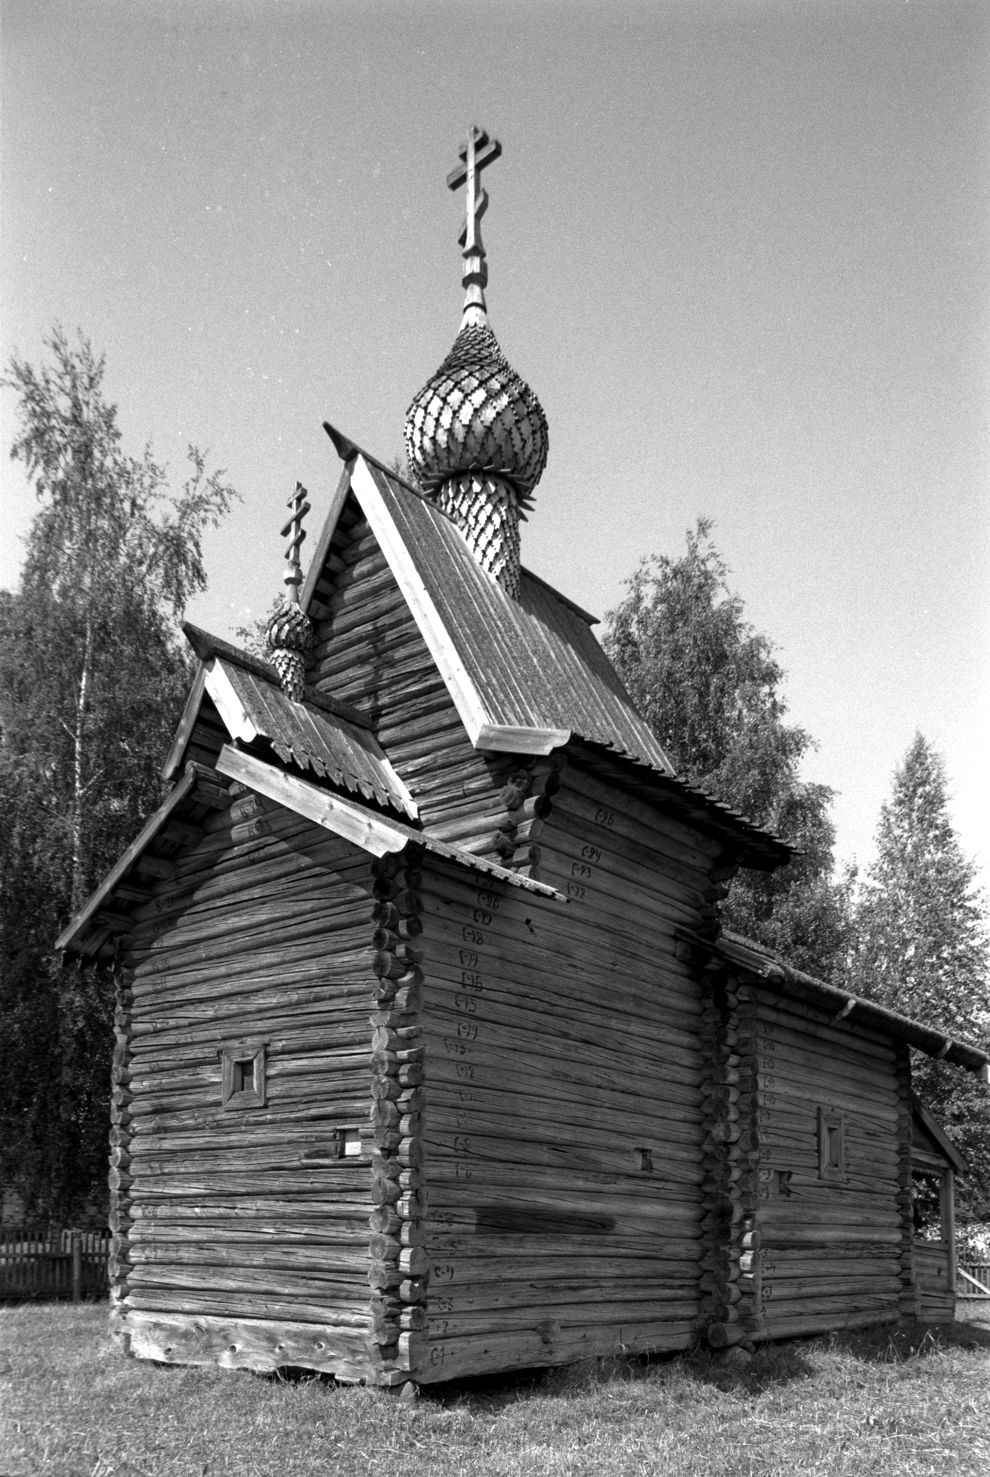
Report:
817,1106,846,1182
220,1040,268,1110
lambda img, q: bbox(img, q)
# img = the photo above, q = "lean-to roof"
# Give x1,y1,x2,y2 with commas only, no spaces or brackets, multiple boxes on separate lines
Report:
713,930,990,1080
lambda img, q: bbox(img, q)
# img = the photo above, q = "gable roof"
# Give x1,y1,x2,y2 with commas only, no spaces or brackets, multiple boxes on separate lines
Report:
306,430,791,870
313,433,675,768
163,625,417,820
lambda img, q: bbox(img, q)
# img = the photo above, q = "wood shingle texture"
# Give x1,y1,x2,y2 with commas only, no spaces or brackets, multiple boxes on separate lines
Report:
59,443,989,1388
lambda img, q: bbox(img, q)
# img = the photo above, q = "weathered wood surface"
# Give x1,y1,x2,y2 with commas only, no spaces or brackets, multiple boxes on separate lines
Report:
746,991,907,1339
126,1309,378,1382
308,504,519,859
413,784,720,1382
117,785,382,1375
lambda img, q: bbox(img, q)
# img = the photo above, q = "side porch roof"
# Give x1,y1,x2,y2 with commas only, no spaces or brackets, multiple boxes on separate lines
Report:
712,930,990,1080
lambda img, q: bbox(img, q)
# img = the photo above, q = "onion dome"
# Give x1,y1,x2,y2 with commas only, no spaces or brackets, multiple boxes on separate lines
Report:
404,322,548,501
266,602,313,703
404,127,548,599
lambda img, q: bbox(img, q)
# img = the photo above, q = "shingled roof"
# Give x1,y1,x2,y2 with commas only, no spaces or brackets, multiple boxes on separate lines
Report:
306,430,791,870
164,625,418,819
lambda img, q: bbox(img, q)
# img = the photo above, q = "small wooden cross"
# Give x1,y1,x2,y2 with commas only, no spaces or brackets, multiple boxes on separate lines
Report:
279,482,311,604
447,126,502,323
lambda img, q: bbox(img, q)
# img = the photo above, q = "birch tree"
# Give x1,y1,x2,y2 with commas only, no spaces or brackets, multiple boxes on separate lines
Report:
0,327,236,1216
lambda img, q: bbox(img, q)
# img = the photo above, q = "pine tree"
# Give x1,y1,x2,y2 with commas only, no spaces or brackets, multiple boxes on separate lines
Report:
0,326,237,1218
603,518,850,977
851,734,990,1218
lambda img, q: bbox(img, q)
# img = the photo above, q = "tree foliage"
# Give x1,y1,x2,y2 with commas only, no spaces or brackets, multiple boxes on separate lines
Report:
603,518,850,976
849,734,990,1218
0,327,236,1219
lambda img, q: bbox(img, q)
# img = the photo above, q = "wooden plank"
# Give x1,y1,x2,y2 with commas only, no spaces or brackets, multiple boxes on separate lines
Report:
125,1310,376,1381
161,666,209,781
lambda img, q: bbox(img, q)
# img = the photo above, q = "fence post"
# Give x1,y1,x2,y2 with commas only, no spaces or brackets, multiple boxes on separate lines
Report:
71,1231,82,1303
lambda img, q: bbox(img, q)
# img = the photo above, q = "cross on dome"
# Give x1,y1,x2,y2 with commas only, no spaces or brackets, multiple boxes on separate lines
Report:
280,481,311,606
405,129,548,600
447,126,502,329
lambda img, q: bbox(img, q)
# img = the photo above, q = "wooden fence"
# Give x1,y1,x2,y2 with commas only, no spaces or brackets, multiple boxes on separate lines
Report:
0,1224,109,1303
957,1262,990,1299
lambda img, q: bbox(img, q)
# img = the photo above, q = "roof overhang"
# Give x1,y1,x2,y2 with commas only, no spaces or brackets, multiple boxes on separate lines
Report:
216,745,564,899
709,930,990,1080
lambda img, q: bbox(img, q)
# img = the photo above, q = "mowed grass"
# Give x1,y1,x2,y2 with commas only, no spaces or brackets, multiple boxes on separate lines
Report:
2,1306,989,1477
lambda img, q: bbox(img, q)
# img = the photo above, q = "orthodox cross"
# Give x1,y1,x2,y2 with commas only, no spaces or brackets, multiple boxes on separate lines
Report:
447,125,502,327
280,482,311,605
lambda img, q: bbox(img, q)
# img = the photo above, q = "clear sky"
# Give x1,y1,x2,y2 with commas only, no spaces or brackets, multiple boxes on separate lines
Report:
2,0,988,894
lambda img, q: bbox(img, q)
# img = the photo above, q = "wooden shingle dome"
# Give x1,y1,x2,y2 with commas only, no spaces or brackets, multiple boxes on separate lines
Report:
403,127,547,598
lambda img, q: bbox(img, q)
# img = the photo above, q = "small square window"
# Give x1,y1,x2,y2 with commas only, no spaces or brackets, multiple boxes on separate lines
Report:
818,1107,845,1181
221,1042,267,1109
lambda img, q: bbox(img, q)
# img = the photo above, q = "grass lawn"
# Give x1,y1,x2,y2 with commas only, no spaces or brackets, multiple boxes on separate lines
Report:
1,1305,988,1477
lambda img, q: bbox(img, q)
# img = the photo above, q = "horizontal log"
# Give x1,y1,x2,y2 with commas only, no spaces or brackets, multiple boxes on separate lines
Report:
754,1308,899,1340
554,764,725,862
424,1083,704,1156
126,1288,373,1327
125,1309,376,1381
754,995,894,1059
422,936,704,1045
409,1319,695,1383
424,1296,699,1341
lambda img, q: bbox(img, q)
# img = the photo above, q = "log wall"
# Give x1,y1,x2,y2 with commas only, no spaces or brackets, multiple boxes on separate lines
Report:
746,992,907,1341
115,783,384,1380
407,757,731,1383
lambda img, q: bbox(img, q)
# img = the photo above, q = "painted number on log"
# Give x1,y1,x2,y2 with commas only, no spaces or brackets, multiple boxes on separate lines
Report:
595,806,615,828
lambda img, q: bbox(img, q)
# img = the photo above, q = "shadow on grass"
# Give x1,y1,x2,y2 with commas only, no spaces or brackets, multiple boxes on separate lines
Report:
404,1341,819,1409
827,1316,990,1360
374,1316,990,1411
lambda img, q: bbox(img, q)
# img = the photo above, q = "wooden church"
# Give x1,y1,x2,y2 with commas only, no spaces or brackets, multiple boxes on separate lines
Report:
59,129,988,1389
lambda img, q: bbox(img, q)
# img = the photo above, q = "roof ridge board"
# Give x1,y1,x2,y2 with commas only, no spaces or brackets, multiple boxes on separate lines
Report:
181,623,372,731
